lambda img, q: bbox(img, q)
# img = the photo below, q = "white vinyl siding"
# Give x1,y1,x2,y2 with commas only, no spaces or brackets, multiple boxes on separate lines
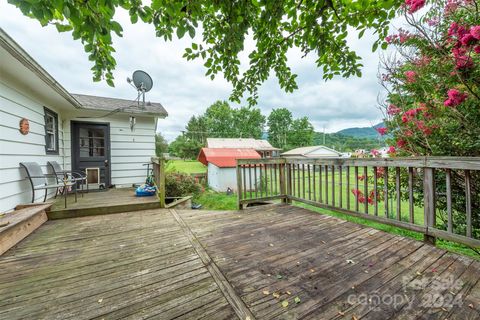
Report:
0,80,64,212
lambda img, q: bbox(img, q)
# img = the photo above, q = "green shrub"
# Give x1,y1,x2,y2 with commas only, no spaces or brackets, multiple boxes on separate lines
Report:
165,172,201,197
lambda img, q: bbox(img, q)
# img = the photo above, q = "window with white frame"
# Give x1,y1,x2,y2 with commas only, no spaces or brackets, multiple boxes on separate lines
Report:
44,107,59,154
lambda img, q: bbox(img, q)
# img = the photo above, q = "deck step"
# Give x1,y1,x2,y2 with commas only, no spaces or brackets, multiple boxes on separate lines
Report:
0,203,51,255
47,201,161,220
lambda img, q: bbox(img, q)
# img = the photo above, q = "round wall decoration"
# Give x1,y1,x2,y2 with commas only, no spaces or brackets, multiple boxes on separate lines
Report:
19,118,30,135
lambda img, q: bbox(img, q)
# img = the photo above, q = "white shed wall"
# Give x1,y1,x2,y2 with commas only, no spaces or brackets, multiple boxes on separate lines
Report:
207,163,260,193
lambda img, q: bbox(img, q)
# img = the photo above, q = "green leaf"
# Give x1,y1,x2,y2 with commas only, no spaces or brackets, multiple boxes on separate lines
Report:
177,26,186,39
281,301,289,308
294,297,301,304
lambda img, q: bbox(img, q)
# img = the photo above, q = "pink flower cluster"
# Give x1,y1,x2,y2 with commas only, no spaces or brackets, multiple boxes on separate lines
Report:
448,22,480,70
387,104,401,115
404,70,417,83
385,29,413,45
444,89,468,107
405,0,425,13
376,127,388,135
387,146,396,154
401,107,423,123
371,149,381,157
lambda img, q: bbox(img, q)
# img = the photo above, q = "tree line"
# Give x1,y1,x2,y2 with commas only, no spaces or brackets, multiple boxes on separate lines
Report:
162,100,314,159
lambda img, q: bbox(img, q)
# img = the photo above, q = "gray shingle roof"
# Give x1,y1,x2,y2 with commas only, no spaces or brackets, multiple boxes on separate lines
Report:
72,94,168,117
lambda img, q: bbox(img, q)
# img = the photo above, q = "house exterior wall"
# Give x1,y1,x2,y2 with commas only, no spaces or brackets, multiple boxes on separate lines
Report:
0,79,65,212
0,79,158,213
62,114,156,188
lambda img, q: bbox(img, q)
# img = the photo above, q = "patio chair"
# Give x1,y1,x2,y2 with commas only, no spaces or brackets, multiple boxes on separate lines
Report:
47,161,88,197
20,162,77,208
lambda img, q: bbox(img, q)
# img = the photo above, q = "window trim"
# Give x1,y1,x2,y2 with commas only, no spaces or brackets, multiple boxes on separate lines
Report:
44,107,59,155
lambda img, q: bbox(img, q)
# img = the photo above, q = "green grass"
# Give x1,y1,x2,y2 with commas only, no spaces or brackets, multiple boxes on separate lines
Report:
194,191,237,210
166,160,206,174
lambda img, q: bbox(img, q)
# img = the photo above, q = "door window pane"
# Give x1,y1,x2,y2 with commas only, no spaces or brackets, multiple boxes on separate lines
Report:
79,127,105,157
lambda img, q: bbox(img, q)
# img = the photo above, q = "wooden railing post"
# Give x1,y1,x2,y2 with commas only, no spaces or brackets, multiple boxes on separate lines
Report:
152,157,166,208
423,167,436,245
236,162,243,210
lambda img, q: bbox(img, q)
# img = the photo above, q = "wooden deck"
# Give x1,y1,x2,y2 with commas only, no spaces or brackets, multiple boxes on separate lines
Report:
49,188,160,219
0,204,479,319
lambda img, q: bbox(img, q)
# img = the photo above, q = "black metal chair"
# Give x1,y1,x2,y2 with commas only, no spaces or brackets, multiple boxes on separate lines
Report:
47,161,88,196
20,162,76,208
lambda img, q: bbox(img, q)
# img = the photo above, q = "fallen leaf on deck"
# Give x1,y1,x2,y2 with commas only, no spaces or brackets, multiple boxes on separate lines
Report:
468,303,474,309
286,291,291,295
346,259,355,264
282,301,289,308
263,290,270,295
416,271,422,276
269,243,274,247
98,298,103,303
246,317,251,320
352,315,359,320
276,274,283,279
310,269,315,273
273,292,280,298
338,311,345,316
294,297,301,304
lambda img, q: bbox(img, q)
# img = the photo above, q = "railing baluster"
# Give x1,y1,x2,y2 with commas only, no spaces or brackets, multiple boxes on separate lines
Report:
259,164,263,198
331,165,335,206
354,166,359,212
373,166,378,216
339,165,343,208
319,165,323,203
364,166,368,214
248,165,252,199
325,165,329,205
302,164,306,199
313,165,317,202
254,164,258,198
308,164,312,200
396,167,401,221
446,169,452,233
269,163,273,197
408,167,414,224
292,163,296,197
298,164,301,198
384,167,389,218
346,166,350,210
465,170,472,238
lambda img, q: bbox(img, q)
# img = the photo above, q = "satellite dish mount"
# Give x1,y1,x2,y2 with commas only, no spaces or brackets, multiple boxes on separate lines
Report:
127,70,153,109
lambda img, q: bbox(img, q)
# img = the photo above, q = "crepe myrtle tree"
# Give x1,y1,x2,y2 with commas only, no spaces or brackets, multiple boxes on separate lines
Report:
7,0,402,104
376,0,480,241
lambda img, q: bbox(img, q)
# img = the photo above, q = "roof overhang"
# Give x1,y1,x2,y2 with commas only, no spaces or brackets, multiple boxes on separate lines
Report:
0,28,81,111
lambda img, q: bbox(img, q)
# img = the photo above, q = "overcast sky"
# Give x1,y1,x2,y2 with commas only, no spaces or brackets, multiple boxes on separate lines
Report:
1,3,387,142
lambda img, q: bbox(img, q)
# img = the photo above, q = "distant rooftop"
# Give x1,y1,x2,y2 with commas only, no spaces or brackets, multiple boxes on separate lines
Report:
282,145,343,158
206,138,280,151
72,94,168,117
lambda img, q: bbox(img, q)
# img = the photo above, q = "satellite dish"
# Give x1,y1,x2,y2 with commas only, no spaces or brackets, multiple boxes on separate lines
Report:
132,70,153,92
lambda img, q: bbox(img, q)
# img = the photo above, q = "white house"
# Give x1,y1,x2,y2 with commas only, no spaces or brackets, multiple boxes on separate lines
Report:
197,148,260,192
0,29,167,213
206,138,280,158
281,145,345,158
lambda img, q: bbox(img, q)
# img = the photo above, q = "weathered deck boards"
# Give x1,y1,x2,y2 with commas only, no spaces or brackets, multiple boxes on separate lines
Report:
177,204,480,319
0,204,478,319
49,188,160,219
0,209,237,320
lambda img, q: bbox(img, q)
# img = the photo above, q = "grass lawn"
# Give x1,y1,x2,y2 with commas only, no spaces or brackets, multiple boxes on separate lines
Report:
194,190,237,210
166,159,206,174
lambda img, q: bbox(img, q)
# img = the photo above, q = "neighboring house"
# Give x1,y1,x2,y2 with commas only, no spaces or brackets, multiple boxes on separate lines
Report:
281,145,345,158
0,29,167,212
197,148,260,192
206,138,280,158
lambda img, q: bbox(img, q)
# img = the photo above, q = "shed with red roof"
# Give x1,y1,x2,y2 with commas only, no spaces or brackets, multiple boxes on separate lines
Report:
197,148,261,192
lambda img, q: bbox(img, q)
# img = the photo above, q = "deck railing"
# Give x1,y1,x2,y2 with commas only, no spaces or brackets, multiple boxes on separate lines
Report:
152,157,166,208
237,157,480,248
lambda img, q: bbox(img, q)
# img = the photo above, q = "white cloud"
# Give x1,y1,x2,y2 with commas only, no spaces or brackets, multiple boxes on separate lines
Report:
0,3,386,141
